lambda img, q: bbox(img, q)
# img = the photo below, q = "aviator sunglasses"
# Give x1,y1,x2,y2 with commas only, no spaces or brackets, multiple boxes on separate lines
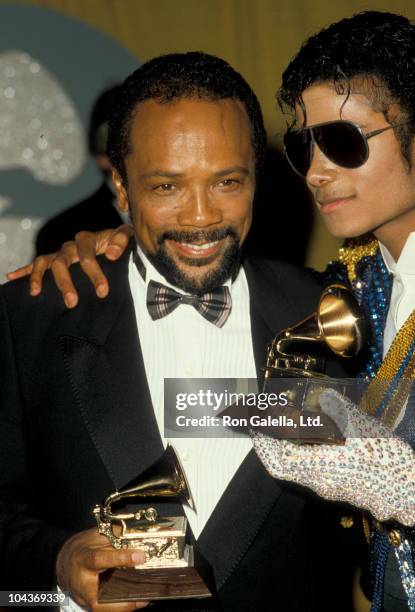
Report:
283,119,395,177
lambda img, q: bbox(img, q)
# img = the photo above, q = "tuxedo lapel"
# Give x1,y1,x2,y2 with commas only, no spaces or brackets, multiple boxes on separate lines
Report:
197,449,283,590
58,249,164,490
249,296,274,385
244,256,299,379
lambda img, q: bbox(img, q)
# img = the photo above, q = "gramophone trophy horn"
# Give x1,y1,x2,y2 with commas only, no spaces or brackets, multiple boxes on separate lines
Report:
97,444,194,540
258,284,366,442
94,445,211,603
265,284,365,379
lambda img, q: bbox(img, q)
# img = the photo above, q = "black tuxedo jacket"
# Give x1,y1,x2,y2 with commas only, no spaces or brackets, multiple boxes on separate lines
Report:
35,182,122,256
0,249,360,611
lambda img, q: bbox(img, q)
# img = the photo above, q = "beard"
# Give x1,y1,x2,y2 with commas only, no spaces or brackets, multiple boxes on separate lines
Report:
146,227,242,295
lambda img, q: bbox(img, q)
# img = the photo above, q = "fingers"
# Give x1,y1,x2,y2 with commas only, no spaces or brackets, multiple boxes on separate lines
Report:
83,547,146,572
318,389,350,435
74,232,110,298
72,225,133,297
7,242,82,307
10,256,51,296
104,224,134,260
57,529,149,612
29,255,56,296
74,225,132,260
6,262,34,281
7,227,131,306
77,547,148,611
49,258,79,308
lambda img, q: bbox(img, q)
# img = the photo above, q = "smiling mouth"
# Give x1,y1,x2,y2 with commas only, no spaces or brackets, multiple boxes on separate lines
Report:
168,239,222,259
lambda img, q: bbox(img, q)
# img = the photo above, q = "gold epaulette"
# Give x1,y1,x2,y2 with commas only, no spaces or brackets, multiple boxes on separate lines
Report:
337,237,379,283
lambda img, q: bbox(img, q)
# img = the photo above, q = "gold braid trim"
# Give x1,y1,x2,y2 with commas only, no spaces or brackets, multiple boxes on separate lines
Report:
362,515,371,544
359,310,415,424
336,236,415,426
335,236,415,428
381,352,415,427
338,237,379,283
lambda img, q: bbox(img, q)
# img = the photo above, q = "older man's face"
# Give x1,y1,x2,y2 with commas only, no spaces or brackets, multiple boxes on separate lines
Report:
113,97,256,294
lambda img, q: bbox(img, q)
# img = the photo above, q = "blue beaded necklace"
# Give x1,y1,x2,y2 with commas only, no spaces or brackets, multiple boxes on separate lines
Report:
323,247,392,378
353,248,392,379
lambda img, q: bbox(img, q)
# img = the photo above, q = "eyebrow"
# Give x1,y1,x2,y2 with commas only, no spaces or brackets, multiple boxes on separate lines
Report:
139,166,250,180
139,170,182,180
213,166,250,178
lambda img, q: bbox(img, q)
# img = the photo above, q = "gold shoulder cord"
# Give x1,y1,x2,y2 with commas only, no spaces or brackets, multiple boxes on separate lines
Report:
338,237,415,426
337,238,415,543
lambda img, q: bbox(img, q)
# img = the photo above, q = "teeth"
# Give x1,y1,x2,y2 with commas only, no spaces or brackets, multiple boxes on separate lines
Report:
180,241,218,251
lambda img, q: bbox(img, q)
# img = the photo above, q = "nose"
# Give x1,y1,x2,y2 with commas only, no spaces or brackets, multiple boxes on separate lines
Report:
306,142,338,189
177,187,223,227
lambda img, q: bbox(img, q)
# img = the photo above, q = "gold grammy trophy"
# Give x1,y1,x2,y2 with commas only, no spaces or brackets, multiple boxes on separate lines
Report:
94,445,212,603
262,284,366,441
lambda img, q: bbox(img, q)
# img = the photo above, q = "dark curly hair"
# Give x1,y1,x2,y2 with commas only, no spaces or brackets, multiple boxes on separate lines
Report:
279,11,415,165
107,51,266,183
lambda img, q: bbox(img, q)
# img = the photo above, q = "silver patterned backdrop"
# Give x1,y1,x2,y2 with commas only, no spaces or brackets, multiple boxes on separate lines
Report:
0,3,139,281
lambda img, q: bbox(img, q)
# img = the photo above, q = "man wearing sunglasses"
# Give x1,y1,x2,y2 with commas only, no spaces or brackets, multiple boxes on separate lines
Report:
6,10,415,612
262,10,415,612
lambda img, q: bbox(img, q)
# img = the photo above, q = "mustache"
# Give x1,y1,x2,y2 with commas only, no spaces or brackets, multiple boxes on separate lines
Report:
158,227,238,245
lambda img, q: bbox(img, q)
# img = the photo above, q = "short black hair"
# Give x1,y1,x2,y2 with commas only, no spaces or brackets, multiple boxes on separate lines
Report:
107,52,266,182
279,11,415,164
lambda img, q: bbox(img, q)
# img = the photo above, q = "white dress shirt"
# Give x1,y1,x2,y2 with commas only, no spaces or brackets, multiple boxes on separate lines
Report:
380,232,415,356
61,246,257,611
129,246,256,538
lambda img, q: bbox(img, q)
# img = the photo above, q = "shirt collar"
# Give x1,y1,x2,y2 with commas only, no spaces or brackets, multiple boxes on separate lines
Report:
379,231,415,277
133,243,234,294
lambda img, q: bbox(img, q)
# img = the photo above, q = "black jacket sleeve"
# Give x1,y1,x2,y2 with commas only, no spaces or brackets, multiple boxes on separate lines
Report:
0,286,74,590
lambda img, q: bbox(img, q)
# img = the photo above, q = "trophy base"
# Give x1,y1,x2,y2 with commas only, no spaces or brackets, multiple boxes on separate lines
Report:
98,566,212,602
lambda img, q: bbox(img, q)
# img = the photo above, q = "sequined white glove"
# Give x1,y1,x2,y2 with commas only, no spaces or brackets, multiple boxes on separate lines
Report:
252,389,415,526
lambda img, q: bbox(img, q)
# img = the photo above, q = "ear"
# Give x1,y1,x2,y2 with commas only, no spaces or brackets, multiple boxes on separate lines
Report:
112,169,129,213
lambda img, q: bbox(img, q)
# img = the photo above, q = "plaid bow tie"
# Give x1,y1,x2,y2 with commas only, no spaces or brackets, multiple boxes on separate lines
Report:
146,280,232,327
